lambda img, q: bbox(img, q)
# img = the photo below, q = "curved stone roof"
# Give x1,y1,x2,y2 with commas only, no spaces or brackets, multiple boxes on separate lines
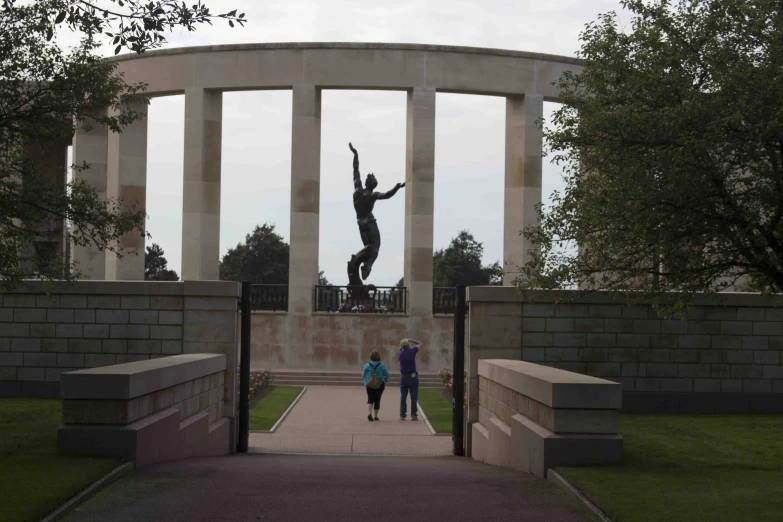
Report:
112,42,582,100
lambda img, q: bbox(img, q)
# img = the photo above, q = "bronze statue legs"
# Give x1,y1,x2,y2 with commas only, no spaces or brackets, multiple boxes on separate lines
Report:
347,218,381,286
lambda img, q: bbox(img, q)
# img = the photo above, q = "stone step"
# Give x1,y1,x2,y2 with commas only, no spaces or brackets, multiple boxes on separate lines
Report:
260,369,444,388
270,374,441,381
271,378,443,388
269,376,441,384
265,369,442,377
272,373,440,382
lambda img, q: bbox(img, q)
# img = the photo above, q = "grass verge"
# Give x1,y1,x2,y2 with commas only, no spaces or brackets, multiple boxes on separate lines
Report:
249,386,304,431
417,388,452,434
0,398,120,522
558,414,783,522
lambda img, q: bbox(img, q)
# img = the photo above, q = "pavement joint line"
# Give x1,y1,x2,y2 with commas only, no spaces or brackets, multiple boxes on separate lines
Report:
416,401,438,436
268,385,308,433
40,461,134,522
246,450,454,458
547,469,613,522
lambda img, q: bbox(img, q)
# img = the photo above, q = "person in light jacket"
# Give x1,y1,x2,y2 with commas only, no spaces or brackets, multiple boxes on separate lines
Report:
362,350,390,421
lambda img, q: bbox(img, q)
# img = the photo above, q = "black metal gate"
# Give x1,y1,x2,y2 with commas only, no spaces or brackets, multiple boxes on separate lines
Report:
452,285,466,456
237,281,251,453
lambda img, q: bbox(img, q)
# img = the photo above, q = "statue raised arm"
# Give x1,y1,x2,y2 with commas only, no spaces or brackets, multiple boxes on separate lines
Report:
349,142,361,190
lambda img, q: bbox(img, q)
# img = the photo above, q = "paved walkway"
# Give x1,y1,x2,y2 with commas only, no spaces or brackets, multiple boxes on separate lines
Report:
64,454,591,522
249,386,452,456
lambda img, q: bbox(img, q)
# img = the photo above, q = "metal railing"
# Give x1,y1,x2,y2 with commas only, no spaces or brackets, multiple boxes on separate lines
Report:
433,287,457,314
249,284,288,311
314,285,407,314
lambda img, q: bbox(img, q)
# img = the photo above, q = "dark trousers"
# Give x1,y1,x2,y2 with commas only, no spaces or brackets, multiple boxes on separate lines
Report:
366,383,385,410
400,373,419,418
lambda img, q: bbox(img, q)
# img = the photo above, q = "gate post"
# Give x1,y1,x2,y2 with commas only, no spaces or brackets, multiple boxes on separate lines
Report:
452,285,466,456
237,281,251,453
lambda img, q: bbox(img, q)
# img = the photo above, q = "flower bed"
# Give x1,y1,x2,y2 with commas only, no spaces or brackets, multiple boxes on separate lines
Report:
249,369,272,401
438,366,467,402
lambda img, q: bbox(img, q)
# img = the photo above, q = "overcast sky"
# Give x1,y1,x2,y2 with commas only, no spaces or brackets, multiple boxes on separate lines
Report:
76,0,632,285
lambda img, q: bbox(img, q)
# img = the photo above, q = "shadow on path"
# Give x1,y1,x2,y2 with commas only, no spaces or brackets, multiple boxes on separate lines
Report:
64,454,590,522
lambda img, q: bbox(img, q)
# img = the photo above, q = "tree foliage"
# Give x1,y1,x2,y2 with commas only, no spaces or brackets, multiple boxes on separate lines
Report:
0,0,243,290
318,270,329,286
433,230,503,287
397,230,502,287
517,0,783,307
144,242,177,281
219,224,290,284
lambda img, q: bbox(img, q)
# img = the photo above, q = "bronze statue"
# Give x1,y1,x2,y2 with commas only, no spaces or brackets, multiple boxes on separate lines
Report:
347,142,405,288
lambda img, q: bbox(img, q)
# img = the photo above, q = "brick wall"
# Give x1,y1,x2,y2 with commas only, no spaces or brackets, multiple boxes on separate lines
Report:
466,287,783,414
0,281,239,402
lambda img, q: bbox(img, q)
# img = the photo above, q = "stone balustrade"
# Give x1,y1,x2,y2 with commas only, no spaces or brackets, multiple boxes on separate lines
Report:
471,359,622,478
58,354,233,467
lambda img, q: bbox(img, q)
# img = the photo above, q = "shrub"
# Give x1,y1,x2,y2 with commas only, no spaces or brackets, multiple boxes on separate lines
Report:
249,369,272,401
438,366,467,401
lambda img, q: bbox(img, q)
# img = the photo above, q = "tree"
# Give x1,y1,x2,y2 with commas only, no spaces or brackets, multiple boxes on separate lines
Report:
220,224,289,284
144,243,178,281
0,1,244,289
318,270,330,286
517,0,783,307
433,230,502,287
397,231,503,287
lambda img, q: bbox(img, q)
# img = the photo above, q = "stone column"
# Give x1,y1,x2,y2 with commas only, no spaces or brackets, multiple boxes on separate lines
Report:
71,114,108,279
503,94,543,285
182,89,223,281
287,85,321,315
105,101,148,280
404,87,436,317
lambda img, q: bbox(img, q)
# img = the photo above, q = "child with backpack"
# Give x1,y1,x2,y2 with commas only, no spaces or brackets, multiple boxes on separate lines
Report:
363,350,390,421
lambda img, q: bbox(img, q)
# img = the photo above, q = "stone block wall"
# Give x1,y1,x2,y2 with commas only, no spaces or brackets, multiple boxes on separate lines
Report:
250,312,454,372
58,354,233,467
471,359,622,476
478,376,617,435
467,287,783,414
0,281,240,406
63,370,225,426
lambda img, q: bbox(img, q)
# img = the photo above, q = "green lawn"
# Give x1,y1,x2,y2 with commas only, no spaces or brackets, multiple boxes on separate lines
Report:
559,415,783,522
249,386,304,431
418,388,452,434
0,399,120,522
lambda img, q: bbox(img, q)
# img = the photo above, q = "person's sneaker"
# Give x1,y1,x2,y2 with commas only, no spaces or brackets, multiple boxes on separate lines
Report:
399,416,406,420
374,416,379,421
412,416,419,421
367,414,374,422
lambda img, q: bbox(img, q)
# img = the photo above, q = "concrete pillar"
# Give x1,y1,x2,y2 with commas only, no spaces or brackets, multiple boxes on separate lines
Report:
71,114,109,279
182,89,223,281
288,85,321,315
503,94,543,285
105,101,148,280
404,87,436,317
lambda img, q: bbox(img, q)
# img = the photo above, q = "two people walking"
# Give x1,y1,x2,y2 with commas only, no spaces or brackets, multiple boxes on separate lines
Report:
362,338,422,421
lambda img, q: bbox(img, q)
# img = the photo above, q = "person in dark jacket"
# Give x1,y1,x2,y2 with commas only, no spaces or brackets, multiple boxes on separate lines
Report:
397,338,422,420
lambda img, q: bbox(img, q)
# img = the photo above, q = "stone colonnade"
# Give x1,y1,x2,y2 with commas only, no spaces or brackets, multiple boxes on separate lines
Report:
68,43,580,318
